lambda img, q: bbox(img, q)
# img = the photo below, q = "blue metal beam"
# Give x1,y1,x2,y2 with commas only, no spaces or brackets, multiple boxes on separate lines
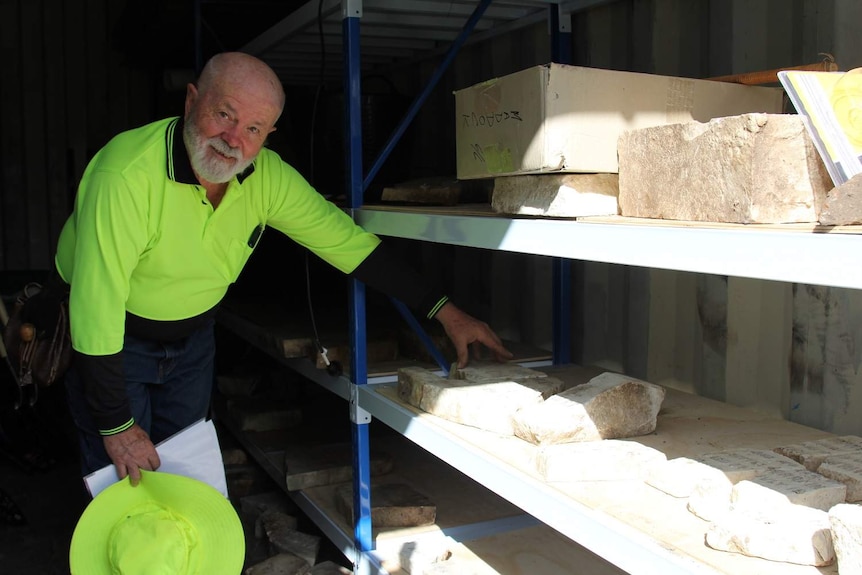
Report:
362,0,494,195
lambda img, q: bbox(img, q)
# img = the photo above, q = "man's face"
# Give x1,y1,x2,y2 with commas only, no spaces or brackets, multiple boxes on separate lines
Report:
183,84,279,184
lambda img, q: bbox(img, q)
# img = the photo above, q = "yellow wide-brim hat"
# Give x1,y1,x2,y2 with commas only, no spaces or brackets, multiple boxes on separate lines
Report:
69,470,245,575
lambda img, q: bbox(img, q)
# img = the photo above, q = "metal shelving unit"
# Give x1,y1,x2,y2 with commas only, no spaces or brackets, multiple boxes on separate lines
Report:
228,1,862,574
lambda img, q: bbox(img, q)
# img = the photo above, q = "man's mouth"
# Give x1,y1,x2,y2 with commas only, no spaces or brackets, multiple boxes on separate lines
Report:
210,143,238,161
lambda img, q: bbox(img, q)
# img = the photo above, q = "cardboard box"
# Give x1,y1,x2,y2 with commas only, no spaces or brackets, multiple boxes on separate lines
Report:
454,63,785,179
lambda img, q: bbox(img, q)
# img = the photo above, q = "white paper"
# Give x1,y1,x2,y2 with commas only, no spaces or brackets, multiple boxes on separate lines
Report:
84,418,229,499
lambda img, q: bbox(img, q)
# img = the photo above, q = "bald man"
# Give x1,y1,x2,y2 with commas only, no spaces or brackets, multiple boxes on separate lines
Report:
55,52,511,485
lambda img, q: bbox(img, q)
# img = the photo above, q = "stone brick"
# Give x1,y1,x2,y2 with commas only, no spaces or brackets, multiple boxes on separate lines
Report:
774,435,862,471
705,505,834,566
308,562,352,575
645,456,729,498
819,172,862,225
260,512,321,566
512,372,665,445
732,468,847,512
618,113,832,223
535,439,665,481
244,553,311,575
687,475,735,521
284,443,393,491
227,397,303,432
335,482,436,528
491,173,619,217
817,451,862,502
686,449,805,521
449,362,550,384
697,448,802,483
829,503,862,574
256,510,299,540
397,366,560,435
241,491,298,524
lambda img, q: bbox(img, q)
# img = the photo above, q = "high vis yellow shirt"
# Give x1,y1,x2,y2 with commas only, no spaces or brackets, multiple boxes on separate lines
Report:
56,117,381,357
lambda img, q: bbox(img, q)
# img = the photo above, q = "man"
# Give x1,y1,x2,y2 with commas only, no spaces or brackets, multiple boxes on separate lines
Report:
55,52,512,485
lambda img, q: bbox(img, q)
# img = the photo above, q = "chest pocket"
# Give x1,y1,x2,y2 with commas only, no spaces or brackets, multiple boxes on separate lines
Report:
215,224,265,282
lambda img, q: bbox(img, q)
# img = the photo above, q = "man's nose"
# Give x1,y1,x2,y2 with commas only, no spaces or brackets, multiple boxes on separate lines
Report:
221,124,242,149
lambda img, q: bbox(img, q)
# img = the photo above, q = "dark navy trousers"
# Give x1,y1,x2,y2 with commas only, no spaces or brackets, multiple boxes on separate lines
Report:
64,321,215,475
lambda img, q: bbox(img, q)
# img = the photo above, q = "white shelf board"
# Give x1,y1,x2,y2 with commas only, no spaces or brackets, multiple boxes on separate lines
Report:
355,208,862,290
357,379,839,575
357,382,718,575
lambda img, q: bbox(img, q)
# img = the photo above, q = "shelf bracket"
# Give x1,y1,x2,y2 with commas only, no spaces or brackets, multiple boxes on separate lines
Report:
342,0,362,19
350,383,372,424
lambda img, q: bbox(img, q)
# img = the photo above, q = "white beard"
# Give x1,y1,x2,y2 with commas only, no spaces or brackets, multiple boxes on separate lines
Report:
183,120,254,184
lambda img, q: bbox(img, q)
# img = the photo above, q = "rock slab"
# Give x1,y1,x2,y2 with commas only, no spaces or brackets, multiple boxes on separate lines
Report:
284,443,393,491
492,173,619,217
536,439,666,481
335,483,436,528
512,372,665,445
705,505,835,566
829,504,862,574
618,113,832,223
397,366,561,435
819,172,862,225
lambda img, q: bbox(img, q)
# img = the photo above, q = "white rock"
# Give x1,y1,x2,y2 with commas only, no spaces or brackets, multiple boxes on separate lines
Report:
512,372,665,445
535,440,666,482
705,504,834,566
829,503,862,574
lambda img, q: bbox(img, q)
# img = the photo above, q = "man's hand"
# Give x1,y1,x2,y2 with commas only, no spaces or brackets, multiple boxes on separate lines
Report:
435,302,513,368
103,424,161,486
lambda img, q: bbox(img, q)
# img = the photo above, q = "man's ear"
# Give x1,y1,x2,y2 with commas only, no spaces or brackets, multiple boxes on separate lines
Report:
184,83,198,117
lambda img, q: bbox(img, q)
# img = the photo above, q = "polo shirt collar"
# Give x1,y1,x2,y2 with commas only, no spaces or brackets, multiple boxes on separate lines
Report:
165,117,255,185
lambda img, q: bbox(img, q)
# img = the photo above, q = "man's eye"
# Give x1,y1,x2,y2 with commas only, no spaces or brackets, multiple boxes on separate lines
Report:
218,111,229,120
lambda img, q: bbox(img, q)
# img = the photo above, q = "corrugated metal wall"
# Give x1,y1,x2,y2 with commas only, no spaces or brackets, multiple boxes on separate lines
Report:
0,0,156,273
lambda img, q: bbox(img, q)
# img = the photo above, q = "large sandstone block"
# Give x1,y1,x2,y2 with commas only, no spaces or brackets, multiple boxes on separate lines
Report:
645,456,730,498
535,439,666,481
511,372,665,445
732,468,847,512
259,511,320,565
618,113,832,223
283,443,393,491
775,435,862,471
397,366,562,435
686,449,805,521
829,504,862,574
227,398,302,432
705,505,835,566
244,553,310,575
819,172,862,225
817,451,862,502
335,483,436,528
492,173,619,217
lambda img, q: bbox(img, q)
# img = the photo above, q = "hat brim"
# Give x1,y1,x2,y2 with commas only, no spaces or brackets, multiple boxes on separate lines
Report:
70,470,244,575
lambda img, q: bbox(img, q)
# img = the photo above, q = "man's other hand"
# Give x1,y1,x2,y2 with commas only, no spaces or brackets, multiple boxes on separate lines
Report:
435,302,513,368
103,424,161,486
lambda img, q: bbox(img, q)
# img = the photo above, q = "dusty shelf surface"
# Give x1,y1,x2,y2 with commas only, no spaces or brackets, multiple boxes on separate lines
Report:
368,363,839,575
